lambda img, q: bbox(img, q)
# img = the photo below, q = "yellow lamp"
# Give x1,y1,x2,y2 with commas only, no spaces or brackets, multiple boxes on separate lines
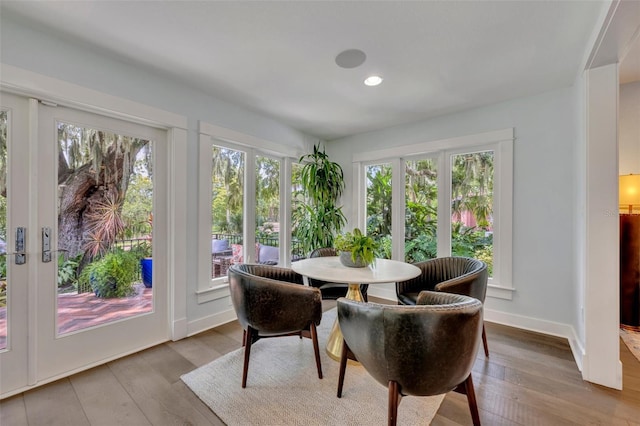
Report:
620,174,640,214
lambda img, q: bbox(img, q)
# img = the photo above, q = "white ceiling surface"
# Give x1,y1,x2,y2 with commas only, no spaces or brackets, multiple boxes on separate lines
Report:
1,1,619,140
620,34,640,85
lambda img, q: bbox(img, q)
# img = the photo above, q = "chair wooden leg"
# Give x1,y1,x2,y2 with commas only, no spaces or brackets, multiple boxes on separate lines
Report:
310,323,322,379
482,323,489,357
241,327,255,388
453,373,481,425
337,339,349,397
388,380,400,426
464,374,481,426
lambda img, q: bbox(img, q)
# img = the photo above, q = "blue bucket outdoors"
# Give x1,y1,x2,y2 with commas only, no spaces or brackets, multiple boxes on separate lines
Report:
140,258,153,288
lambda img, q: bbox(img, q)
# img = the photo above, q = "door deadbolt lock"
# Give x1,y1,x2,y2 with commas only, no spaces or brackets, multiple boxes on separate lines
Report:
42,227,52,263
15,227,26,265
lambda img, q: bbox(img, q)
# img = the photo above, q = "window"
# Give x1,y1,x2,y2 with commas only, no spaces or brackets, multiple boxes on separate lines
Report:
450,150,494,276
404,157,438,262
354,129,513,299
210,145,245,279
197,122,300,301
255,155,282,265
291,162,305,260
366,163,393,259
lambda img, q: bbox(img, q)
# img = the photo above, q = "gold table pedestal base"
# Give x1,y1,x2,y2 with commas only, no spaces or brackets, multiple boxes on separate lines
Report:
325,283,364,362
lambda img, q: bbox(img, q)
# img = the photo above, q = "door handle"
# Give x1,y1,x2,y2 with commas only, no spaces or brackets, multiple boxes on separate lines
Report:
15,226,26,265
42,227,52,263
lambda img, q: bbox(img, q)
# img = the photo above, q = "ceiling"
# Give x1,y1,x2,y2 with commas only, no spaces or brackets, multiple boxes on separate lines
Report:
2,1,633,141
620,33,640,85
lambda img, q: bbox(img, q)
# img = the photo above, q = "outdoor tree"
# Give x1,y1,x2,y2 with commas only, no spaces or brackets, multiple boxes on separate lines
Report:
211,182,229,231
256,156,280,227
212,146,244,231
120,163,153,238
366,164,393,239
57,122,150,264
451,152,494,228
403,159,438,261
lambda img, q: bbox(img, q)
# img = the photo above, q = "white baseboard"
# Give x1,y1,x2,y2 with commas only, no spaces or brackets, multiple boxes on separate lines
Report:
484,308,584,372
187,308,237,337
171,317,189,341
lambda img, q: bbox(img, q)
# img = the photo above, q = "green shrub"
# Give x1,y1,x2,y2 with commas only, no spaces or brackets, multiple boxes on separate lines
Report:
79,249,139,298
58,253,82,288
405,233,437,263
403,223,492,265
475,246,493,275
129,241,152,259
0,255,6,280
451,223,492,258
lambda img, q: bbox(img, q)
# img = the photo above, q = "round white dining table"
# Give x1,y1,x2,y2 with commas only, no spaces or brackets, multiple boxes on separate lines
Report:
291,256,421,360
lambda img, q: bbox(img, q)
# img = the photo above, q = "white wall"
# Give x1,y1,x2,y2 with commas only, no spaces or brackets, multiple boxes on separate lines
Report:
619,81,640,174
572,73,587,348
0,17,312,147
0,16,315,325
328,87,579,330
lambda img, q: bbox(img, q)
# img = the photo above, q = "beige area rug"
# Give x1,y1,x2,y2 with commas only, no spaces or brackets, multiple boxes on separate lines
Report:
620,326,640,363
181,308,445,425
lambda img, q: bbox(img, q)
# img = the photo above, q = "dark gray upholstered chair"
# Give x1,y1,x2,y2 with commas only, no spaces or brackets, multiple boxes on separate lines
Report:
337,291,483,426
228,263,323,388
307,248,369,301
396,256,489,356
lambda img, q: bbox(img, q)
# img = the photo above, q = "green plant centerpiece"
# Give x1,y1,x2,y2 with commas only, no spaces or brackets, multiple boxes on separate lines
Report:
334,228,379,268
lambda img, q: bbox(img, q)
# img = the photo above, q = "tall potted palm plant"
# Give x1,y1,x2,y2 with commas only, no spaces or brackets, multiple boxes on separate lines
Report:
293,144,346,255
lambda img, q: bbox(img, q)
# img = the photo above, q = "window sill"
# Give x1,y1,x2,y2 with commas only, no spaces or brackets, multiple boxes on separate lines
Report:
487,284,514,300
197,281,230,304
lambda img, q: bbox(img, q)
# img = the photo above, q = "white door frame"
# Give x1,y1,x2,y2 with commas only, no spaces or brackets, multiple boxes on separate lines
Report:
0,65,188,398
35,102,169,382
0,92,32,393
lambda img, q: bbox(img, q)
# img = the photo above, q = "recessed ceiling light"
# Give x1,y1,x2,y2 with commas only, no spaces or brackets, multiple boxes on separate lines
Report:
364,75,383,86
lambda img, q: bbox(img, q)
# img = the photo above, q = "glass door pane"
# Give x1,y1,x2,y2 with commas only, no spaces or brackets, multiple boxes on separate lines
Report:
210,145,244,277
0,110,7,350
366,163,392,259
404,158,438,262
291,162,304,260
255,155,280,265
450,151,494,275
56,121,154,335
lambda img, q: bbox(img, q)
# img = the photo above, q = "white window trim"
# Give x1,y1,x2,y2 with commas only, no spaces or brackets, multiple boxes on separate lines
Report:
353,128,514,300
197,121,301,303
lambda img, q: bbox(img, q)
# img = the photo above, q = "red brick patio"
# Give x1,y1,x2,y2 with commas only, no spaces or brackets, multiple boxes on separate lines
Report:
0,283,152,349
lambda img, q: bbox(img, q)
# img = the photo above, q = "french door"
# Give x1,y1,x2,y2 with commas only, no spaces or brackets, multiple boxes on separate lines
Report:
0,93,31,395
0,92,169,398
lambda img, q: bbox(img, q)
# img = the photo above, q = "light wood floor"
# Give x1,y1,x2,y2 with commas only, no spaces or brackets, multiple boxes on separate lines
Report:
2,298,639,425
